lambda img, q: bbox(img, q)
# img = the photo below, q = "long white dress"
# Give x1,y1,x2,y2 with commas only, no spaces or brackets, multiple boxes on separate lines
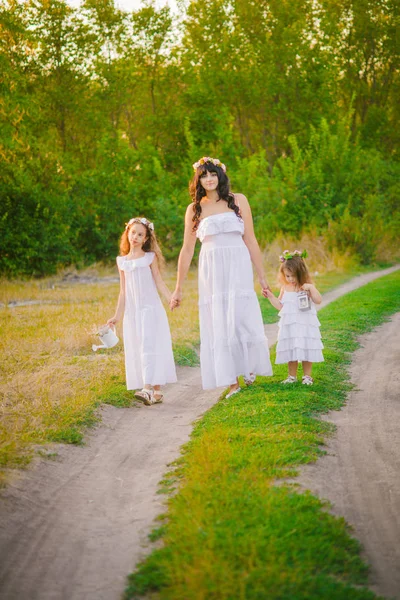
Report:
117,252,177,390
276,291,324,363
196,212,272,389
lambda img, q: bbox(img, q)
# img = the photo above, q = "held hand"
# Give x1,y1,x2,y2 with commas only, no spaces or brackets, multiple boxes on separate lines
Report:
262,288,274,299
107,317,118,327
301,283,313,292
170,289,182,311
259,278,271,298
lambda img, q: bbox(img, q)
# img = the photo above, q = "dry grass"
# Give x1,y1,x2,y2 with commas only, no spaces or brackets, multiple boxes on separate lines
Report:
0,263,199,483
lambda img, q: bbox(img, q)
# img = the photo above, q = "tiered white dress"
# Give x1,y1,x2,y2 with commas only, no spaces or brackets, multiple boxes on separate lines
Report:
276,291,324,363
117,253,177,390
196,212,272,389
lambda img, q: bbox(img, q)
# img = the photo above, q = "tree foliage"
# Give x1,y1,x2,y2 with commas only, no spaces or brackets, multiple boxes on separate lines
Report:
0,0,398,275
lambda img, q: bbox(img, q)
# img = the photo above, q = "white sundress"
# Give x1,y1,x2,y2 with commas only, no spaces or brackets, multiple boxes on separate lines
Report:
276,291,324,364
117,253,177,390
196,212,273,390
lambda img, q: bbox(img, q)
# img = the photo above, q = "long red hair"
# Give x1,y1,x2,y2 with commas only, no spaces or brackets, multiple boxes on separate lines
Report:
119,218,165,268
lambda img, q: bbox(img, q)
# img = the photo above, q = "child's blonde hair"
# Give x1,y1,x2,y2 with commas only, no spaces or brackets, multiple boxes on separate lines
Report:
119,217,165,268
278,256,312,287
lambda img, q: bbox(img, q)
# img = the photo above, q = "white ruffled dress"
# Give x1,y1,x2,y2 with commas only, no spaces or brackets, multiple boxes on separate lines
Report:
196,212,272,389
276,291,324,364
117,252,177,390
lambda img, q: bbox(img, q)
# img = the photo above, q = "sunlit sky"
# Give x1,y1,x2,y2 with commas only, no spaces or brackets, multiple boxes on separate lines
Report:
66,0,179,13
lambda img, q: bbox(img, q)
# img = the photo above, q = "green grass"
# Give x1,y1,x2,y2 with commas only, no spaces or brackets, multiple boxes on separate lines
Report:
125,271,399,600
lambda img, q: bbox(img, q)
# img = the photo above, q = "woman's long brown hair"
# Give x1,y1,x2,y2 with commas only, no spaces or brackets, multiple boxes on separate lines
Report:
189,162,241,230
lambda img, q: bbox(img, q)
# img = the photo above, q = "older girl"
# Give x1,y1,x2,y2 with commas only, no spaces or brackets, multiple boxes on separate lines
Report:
108,217,177,405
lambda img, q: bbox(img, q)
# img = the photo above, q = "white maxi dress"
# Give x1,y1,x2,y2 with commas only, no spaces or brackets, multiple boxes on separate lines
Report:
196,212,273,389
276,291,324,364
117,252,177,390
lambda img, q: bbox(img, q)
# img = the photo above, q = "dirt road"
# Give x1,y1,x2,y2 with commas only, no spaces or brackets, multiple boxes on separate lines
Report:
293,313,400,599
0,265,398,600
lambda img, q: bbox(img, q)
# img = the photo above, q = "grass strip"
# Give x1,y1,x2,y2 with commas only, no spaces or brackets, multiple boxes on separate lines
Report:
125,271,400,600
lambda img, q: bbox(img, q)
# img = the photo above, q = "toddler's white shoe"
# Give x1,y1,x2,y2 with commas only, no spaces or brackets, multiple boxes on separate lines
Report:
244,373,256,386
281,375,297,384
302,375,314,386
226,387,242,399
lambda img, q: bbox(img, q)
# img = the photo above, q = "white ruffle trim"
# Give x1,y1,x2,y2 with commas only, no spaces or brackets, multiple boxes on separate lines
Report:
197,213,244,242
278,323,322,340
117,252,155,271
277,337,324,352
276,349,325,363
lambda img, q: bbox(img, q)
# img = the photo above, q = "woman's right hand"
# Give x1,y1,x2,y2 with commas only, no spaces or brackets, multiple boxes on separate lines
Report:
170,289,182,311
107,317,118,327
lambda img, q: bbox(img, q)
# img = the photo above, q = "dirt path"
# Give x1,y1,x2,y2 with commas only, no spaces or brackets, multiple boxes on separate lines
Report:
292,313,400,599
0,265,398,600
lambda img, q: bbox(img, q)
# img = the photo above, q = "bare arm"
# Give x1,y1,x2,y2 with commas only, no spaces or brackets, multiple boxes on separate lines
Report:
170,204,197,309
107,263,126,325
150,257,172,303
236,193,270,290
302,283,322,305
264,288,283,310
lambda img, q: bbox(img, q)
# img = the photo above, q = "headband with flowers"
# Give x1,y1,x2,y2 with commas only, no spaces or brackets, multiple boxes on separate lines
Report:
125,217,154,231
279,249,308,263
192,156,227,173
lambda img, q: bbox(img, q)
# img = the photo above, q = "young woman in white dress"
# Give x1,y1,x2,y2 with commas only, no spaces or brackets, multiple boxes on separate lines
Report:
264,250,323,385
108,217,177,405
170,157,272,397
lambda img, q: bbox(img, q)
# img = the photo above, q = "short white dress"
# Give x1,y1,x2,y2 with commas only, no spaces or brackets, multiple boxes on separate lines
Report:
196,212,272,389
276,291,324,364
117,253,177,390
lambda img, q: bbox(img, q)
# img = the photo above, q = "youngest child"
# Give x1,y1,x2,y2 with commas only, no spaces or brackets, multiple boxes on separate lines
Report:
263,250,323,385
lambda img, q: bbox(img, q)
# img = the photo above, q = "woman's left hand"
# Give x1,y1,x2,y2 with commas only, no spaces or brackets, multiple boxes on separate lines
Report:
259,278,271,295
170,289,182,311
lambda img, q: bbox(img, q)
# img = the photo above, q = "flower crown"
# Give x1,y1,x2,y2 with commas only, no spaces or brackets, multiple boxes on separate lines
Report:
192,156,226,172
125,217,154,231
279,249,308,262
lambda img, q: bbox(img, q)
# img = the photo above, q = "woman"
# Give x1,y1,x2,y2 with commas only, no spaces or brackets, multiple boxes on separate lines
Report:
170,156,272,397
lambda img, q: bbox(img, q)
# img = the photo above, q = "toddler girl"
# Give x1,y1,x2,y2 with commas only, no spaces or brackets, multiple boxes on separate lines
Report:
108,217,177,405
263,250,323,385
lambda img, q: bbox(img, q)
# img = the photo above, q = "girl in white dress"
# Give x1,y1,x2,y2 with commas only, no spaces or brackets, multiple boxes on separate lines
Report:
264,250,323,385
108,217,177,405
170,156,272,397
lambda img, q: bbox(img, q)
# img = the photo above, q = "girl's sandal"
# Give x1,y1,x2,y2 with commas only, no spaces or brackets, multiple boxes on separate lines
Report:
302,375,314,386
135,389,155,405
153,393,163,404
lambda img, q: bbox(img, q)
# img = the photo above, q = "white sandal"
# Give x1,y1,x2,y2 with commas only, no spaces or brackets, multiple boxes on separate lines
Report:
226,387,242,399
135,388,156,405
281,375,297,384
302,375,314,386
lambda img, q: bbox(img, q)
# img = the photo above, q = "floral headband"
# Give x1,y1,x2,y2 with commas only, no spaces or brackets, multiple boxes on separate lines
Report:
192,156,226,172
279,249,308,262
125,217,154,231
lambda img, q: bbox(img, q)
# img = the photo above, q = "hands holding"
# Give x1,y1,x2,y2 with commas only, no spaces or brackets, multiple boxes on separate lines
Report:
259,277,271,299
107,316,119,327
169,289,182,311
